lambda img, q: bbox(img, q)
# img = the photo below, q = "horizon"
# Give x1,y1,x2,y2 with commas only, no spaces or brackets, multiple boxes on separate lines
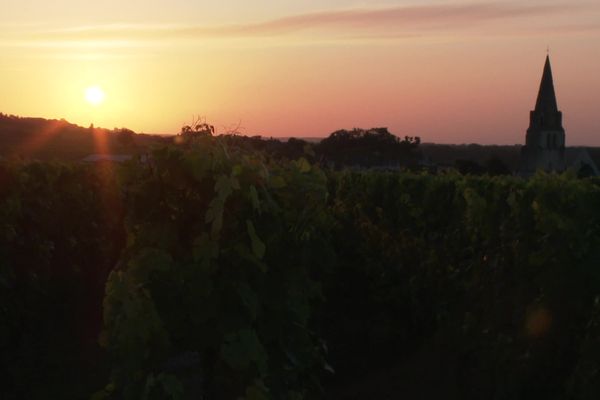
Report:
2,1,600,145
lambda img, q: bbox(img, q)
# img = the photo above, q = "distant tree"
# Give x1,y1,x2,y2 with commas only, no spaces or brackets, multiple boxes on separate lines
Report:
485,157,512,176
455,159,485,175
216,135,315,162
577,163,596,178
115,128,136,148
180,116,215,137
316,127,421,168
282,138,313,160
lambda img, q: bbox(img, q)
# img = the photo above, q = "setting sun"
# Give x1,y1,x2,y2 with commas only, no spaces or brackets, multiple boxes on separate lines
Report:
84,86,105,106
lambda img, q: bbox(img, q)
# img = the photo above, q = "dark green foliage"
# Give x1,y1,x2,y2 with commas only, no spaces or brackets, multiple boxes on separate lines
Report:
217,135,315,162
316,128,421,168
455,158,485,175
322,171,600,399
0,161,125,399
99,140,332,399
454,157,512,175
4,141,600,399
115,128,137,149
577,162,596,178
485,156,512,175
421,143,522,172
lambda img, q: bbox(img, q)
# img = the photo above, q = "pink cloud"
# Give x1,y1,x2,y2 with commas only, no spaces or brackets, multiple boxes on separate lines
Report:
17,2,595,43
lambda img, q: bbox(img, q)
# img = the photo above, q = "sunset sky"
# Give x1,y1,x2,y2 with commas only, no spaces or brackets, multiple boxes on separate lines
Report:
1,0,600,144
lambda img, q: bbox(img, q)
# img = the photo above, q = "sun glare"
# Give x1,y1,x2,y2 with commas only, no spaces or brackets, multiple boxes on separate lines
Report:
85,86,106,106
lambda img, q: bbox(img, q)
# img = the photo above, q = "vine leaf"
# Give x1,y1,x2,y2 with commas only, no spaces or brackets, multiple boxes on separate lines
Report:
245,381,269,400
207,174,241,237
215,175,233,200
246,220,266,260
249,185,261,211
205,198,224,237
220,329,268,374
271,176,286,189
183,152,210,182
237,282,259,320
192,233,219,272
297,158,311,173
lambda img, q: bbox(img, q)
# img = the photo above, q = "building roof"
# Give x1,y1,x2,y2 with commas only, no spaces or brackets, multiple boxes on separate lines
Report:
534,55,559,114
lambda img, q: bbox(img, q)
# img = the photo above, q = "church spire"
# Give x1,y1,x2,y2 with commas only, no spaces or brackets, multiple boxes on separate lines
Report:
520,54,566,176
534,55,559,113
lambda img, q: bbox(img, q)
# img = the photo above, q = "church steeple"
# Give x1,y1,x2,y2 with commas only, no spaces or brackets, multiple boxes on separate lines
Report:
519,54,566,175
534,55,559,114
527,55,563,132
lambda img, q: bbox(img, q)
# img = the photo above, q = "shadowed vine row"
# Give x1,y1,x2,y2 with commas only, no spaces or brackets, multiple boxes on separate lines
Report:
2,138,600,399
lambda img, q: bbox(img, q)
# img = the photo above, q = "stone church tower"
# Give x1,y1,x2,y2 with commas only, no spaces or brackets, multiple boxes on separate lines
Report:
519,55,566,175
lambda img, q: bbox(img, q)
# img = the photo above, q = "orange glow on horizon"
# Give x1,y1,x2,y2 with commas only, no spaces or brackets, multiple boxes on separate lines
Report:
1,2,600,144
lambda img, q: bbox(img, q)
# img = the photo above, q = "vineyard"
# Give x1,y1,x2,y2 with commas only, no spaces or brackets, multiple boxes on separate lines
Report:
2,137,600,399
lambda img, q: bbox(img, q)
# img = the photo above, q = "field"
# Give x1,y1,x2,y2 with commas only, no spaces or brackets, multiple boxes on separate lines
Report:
2,136,600,399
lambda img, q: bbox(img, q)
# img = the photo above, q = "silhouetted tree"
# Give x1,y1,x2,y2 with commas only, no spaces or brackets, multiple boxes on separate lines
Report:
180,117,215,137
486,156,512,176
217,135,315,162
420,143,522,172
455,159,485,175
115,128,136,148
578,163,595,178
316,127,421,168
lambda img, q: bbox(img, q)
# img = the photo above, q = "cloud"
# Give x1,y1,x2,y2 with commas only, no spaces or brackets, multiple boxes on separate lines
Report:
222,3,565,35
4,2,599,46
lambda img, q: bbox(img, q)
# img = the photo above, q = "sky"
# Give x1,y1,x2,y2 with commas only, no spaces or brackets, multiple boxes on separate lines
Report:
1,0,600,145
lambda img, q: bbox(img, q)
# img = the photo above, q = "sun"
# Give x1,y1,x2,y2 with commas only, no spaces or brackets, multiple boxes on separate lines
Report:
85,86,106,106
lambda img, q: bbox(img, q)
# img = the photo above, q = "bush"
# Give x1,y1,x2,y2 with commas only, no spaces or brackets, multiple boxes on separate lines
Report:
0,161,124,399
5,143,600,399
99,141,333,399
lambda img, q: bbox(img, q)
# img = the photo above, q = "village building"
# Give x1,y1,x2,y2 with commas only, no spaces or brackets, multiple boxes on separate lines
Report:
519,55,598,176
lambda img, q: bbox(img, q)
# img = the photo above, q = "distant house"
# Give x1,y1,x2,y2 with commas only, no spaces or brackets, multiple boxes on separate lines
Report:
82,154,133,163
519,55,599,176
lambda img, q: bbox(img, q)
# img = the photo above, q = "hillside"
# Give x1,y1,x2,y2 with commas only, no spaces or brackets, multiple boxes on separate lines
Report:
3,113,599,173
0,113,165,161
